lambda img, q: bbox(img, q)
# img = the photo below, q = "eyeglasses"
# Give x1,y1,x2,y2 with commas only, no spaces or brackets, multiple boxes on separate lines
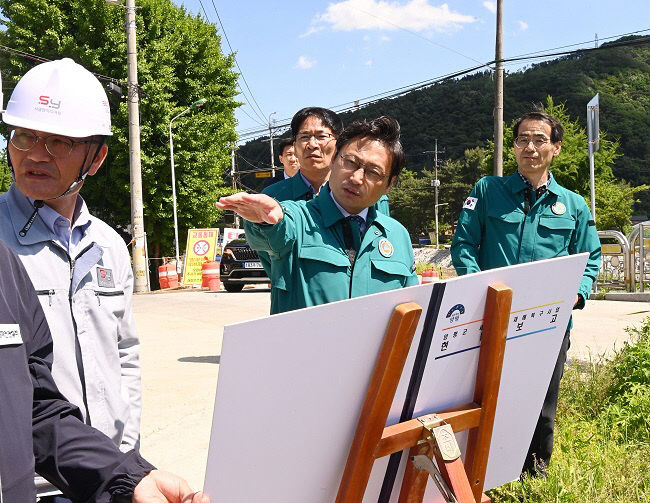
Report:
295,132,335,145
10,129,100,158
339,155,387,183
514,136,551,149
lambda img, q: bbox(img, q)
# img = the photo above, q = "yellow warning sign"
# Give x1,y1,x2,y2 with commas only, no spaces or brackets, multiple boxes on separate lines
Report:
255,171,272,178
183,228,220,285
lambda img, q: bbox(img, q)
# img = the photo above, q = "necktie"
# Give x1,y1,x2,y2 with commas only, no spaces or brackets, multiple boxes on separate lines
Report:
305,188,314,201
342,216,364,266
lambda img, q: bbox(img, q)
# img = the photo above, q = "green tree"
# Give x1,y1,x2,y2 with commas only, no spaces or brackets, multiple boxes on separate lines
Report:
0,150,10,193
0,0,239,257
388,168,435,237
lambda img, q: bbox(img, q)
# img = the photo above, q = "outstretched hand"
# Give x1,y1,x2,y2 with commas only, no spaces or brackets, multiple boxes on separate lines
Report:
132,470,209,502
216,192,284,224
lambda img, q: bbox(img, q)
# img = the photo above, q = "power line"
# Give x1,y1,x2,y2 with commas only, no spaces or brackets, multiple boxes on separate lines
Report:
236,32,650,141
195,0,266,127
209,0,267,122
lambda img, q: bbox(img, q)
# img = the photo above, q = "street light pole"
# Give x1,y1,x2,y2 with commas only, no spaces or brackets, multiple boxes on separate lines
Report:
169,98,207,269
269,112,276,178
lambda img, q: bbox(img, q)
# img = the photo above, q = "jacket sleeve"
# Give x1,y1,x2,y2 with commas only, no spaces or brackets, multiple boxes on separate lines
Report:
15,249,154,502
116,242,142,452
243,201,300,260
570,200,602,307
451,181,484,276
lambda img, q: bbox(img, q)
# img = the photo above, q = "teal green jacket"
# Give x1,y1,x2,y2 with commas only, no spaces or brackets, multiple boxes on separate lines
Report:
258,172,390,275
451,173,602,307
245,185,417,314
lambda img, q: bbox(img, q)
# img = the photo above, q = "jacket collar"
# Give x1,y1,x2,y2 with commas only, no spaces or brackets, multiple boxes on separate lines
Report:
314,183,386,232
505,171,561,196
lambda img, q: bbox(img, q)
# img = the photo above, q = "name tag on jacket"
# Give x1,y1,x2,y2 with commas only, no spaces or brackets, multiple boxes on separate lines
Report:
0,324,22,345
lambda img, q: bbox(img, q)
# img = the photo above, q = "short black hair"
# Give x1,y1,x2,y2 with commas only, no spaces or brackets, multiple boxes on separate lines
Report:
290,107,343,138
514,111,564,143
335,116,405,182
277,137,293,156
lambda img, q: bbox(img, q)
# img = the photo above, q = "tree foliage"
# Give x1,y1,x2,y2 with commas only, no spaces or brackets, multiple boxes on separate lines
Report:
0,0,239,256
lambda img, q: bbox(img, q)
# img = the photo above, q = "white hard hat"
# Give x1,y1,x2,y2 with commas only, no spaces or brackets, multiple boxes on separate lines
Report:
3,58,112,137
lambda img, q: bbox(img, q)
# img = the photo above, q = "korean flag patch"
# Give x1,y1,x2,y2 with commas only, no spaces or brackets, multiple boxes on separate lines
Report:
463,196,478,210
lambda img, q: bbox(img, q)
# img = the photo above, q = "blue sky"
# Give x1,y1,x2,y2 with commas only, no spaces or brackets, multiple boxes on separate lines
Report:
173,0,650,142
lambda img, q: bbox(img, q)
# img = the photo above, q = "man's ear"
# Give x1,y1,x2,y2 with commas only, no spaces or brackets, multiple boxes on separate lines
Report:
87,144,108,176
385,175,396,193
552,141,562,157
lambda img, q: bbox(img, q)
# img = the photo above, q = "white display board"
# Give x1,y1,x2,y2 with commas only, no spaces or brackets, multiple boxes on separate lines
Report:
204,254,588,502
221,227,246,249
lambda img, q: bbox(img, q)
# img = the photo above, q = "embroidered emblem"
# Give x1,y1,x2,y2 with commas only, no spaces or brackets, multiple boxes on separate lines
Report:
463,197,478,210
378,238,394,258
97,267,115,288
551,202,566,215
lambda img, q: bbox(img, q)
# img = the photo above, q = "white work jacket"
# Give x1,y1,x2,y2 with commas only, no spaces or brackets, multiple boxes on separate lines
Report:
0,184,141,450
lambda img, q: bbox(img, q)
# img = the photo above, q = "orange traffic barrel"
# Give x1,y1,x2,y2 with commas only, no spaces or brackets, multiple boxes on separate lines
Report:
202,260,221,291
167,263,179,289
158,264,169,289
421,269,439,284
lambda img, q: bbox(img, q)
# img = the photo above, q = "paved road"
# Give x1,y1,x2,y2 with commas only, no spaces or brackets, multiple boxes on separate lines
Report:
134,287,649,490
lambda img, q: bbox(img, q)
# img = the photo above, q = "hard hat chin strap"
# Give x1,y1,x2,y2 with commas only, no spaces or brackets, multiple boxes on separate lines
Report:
18,138,106,237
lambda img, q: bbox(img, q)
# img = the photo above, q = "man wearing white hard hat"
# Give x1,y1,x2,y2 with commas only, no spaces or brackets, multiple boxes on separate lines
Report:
0,59,141,468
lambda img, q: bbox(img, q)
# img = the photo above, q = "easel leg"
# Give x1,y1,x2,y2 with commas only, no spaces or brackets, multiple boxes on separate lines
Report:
464,284,512,502
336,302,423,503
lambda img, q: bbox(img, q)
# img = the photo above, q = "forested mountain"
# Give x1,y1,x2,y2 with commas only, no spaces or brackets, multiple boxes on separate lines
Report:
238,36,650,216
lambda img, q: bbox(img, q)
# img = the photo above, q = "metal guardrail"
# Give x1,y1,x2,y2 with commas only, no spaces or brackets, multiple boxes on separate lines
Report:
597,230,631,292
598,222,650,293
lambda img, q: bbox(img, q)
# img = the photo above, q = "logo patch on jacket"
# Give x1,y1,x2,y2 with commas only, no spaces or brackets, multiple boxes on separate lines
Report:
463,197,478,210
97,267,115,288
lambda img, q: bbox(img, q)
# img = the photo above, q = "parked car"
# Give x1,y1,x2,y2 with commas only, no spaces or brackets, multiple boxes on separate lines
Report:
219,235,269,292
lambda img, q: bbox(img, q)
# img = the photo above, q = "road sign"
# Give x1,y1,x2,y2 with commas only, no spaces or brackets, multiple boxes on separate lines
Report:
587,94,600,152
183,228,219,285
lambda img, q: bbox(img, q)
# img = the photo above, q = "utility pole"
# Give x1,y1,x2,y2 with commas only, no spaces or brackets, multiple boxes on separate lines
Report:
231,147,241,228
123,0,148,292
493,0,504,176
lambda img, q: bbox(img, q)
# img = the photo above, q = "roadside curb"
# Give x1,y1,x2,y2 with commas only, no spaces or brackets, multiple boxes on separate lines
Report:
590,292,650,302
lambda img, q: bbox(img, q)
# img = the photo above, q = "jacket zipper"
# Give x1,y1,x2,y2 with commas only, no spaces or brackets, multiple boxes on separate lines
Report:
94,290,124,306
35,289,55,306
65,241,96,426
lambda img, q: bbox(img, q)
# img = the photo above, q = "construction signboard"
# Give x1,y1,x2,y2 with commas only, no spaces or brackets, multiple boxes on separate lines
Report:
183,228,219,286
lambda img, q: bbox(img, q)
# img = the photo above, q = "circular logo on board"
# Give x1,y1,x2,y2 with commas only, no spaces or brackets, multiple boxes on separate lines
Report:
551,202,566,215
378,238,394,258
193,240,210,256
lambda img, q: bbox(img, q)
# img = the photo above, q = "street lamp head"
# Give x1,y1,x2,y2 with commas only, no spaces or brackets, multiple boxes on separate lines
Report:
191,98,207,108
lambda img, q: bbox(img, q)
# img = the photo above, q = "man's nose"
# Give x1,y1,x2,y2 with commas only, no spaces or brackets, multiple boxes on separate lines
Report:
349,167,365,184
306,135,320,148
25,138,53,161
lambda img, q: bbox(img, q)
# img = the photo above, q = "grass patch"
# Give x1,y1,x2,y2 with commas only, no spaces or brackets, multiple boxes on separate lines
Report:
487,317,650,502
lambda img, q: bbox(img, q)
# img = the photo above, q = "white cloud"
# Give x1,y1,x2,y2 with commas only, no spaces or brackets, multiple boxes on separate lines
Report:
380,35,391,42
517,20,528,31
309,0,475,33
365,59,373,67
299,26,324,38
483,1,496,14
295,56,316,69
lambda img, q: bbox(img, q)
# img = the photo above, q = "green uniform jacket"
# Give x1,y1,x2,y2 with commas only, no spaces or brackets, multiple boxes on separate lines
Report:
245,185,418,314
258,172,390,276
451,173,602,307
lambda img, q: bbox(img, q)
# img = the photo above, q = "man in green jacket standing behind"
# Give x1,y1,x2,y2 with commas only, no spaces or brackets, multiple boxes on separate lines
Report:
451,111,602,477
218,117,417,314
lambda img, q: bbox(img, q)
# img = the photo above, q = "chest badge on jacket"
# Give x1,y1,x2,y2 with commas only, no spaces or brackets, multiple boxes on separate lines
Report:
551,202,566,215
97,267,115,288
378,238,394,258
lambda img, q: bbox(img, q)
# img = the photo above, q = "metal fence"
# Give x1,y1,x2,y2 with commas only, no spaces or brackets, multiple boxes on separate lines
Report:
597,221,649,292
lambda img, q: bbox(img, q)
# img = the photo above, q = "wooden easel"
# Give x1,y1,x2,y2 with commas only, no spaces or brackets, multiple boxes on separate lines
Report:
336,283,513,503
